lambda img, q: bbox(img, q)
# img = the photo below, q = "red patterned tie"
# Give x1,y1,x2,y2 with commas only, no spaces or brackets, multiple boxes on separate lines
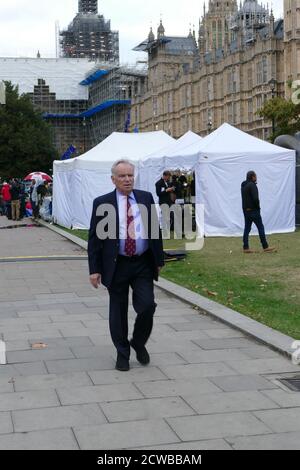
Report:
125,196,136,256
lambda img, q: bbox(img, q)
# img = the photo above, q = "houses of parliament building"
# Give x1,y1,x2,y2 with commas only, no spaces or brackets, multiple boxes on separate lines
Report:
131,0,300,139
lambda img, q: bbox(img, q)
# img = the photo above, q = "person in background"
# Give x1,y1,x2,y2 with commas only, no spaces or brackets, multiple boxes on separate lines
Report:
1,181,11,218
171,174,180,202
25,200,33,218
155,171,176,233
19,181,26,219
31,177,43,221
179,173,188,200
241,171,276,254
39,181,49,202
191,172,196,201
0,182,4,216
10,179,21,221
155,171,175,206
29,180,35,205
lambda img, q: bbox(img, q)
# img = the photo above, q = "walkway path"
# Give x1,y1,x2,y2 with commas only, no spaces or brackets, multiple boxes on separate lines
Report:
0,216,300,449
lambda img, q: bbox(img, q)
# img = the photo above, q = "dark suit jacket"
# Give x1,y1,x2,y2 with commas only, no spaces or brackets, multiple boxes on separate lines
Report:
88,189,165,288
155,178,173,206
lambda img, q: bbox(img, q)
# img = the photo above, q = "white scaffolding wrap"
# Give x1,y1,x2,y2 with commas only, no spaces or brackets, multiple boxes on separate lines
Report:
0,58,94,100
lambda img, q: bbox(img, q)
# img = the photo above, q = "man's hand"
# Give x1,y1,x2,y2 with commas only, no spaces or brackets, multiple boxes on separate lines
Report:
90,273,101,289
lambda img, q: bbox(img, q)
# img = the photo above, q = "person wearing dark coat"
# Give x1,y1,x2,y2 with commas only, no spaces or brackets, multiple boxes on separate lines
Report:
88,160,164,372
155,171,175,206
155,171,176,232
19,182,26,219
171,174,182,200
241,171,275,253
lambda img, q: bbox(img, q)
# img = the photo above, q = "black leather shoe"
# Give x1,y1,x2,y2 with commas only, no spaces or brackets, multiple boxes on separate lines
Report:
115,354,130,372
130,340,150,366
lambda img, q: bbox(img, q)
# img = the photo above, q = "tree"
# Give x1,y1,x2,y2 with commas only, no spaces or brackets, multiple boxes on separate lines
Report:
258,96,300,143
0,81,58,179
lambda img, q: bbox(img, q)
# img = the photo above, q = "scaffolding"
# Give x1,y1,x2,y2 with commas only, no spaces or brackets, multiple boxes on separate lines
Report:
27,79,88,156
33,62,148,153
60,0,119,62
0,57,147,157
79,0,98,14
85,64,147,148
0,58,94,157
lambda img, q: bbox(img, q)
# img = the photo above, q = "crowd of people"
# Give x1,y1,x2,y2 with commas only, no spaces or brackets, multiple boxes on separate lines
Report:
0,177,52,221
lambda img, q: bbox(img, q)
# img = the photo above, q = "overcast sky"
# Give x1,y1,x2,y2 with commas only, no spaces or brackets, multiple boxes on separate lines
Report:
0,0,284,64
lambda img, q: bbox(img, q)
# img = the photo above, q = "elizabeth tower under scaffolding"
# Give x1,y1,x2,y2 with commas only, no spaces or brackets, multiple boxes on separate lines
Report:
60,0,119,62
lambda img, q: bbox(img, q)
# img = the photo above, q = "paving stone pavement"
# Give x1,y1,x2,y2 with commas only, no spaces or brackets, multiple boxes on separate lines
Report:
0,216,300,450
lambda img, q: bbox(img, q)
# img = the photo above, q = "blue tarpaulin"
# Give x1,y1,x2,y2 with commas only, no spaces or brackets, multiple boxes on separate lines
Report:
61,145,77,160
82,100,131,118
43,99,131,120
80,70,109,86
43,113,80,119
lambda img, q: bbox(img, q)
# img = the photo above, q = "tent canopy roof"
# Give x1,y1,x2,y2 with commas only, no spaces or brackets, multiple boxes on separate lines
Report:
158,123,295,162
54,131,175,167
200,123,294,156
140,130,202,162
163,130,202,157
139,123,295,178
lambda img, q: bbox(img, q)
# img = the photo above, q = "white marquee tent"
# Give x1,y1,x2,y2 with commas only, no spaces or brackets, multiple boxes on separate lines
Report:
136,130,203,193
138,130,202,162
137,123,296,236
53,131,175,229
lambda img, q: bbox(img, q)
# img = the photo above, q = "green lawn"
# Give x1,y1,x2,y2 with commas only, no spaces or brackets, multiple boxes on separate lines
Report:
58,225,300,339
162,231,300,339
60,227,89,242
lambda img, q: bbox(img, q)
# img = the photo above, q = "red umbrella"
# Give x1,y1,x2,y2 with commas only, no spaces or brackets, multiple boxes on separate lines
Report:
24,172,52,182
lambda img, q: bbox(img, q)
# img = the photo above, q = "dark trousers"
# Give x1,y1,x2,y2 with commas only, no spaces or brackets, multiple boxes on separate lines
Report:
32,201,39,218
108,252,156,360
243,210,269,250
5,201,12,219
160,202,174,234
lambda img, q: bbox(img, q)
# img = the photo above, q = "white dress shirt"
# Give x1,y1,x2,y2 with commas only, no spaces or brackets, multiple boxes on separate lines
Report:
116,191,149,256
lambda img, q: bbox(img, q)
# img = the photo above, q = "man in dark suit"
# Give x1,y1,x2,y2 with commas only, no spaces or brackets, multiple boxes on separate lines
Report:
241,171,276,254
155,171,175,206
156,171,176,233
88,160,164,372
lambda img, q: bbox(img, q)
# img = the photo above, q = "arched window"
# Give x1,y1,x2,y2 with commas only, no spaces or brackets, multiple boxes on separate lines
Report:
212,21,217,49
218,20,222,48
262,55,268,83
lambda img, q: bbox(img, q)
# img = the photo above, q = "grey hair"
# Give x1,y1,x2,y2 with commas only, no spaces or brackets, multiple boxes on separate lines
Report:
111,159,135,176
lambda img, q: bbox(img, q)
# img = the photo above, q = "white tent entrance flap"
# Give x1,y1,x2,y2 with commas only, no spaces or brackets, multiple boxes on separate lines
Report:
136,131,203,199
53,131,175,229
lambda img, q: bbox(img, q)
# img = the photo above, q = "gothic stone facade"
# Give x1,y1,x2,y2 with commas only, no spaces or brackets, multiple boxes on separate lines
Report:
131,0,299,140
